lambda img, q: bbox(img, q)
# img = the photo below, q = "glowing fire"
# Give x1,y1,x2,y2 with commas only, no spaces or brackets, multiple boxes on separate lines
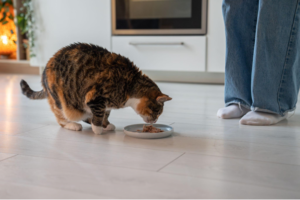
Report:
0,4,17,57
1,35,8,45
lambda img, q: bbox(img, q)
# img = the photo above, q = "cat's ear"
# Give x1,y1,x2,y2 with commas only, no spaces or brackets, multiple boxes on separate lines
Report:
156,95,172,104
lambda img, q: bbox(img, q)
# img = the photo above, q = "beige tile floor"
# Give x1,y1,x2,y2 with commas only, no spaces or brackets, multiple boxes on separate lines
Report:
0,74,300,198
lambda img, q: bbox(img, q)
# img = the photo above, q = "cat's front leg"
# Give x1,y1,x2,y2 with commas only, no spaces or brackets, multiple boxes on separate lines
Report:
91,113,104,135
92,123,103,135
102,110,115,131
87,98,106,135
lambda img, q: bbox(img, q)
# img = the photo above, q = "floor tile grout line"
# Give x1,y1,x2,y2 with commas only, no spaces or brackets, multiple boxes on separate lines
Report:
210,138,300,148
0,178,118,198
1,163,299,198
14,146,291,195
158,170,300,194
0,154,18,163
7,119,300,141
184,151,300,167
1,153,162,173
3,120,300,166
156,152,186,172
0,136,184,155
11,128,300,151
0,145,300,169
6,124,50,136
2,134,300,167
5,134,186,154
161,133,300,149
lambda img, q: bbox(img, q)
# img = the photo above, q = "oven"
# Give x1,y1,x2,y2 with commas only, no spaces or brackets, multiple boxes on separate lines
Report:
112,0,207,35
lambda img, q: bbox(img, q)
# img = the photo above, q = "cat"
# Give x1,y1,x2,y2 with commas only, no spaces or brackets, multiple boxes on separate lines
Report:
20,43,172,134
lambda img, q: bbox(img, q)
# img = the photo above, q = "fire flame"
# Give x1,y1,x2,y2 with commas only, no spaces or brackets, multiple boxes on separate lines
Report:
1,35,8,45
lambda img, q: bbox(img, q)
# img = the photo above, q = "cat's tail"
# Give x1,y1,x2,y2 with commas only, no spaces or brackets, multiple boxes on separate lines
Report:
20,79,47,100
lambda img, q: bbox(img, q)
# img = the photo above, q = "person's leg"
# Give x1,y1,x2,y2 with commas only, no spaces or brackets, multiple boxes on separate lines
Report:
218,0,258,119
240,0,300,125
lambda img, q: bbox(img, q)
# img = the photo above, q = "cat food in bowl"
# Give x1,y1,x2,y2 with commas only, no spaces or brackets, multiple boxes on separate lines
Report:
137,125,164,133
124,124,173,139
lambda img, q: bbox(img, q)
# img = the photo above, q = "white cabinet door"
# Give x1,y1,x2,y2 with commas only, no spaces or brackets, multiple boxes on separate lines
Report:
206,0,226,72
112,36,206,72
30,0,111,67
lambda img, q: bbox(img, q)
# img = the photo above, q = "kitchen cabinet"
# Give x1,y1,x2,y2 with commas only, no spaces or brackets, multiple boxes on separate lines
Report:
112,36,206,72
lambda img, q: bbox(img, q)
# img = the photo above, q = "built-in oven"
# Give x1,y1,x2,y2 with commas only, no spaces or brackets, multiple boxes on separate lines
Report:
112,0,207,35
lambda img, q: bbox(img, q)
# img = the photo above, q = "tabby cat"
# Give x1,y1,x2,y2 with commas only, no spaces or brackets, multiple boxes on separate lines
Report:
20,43,172,134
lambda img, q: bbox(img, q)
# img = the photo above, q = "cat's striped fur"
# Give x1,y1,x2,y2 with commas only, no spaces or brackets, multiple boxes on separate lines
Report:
20,43,172,134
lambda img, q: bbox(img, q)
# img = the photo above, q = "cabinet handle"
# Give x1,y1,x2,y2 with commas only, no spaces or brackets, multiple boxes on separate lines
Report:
129,42,184,46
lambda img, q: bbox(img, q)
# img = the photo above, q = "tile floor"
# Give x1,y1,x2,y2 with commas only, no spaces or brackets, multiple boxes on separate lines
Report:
0,74,300,198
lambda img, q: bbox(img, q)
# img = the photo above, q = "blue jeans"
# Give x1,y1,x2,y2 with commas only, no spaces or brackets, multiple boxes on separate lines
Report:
222,0,300,115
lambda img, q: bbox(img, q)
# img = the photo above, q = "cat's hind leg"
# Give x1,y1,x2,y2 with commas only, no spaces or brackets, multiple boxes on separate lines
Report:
48,95,82,131
103,110,115,131
64,122,82,131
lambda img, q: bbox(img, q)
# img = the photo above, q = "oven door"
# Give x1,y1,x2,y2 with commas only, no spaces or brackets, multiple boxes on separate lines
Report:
112,0,207,35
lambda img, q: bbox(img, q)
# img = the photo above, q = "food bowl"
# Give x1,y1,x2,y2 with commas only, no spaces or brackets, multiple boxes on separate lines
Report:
123,124,173,139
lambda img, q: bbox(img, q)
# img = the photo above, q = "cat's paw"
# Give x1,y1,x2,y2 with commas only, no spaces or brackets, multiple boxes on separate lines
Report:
64,122,82,131
92,124,103,135
103,123,115,131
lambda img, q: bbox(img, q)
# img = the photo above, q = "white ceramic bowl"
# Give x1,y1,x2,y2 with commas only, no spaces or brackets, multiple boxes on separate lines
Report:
123,124,173,139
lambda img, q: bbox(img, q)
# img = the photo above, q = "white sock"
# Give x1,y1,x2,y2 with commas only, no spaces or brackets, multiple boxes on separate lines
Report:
217,104,250,119
240,111,287,125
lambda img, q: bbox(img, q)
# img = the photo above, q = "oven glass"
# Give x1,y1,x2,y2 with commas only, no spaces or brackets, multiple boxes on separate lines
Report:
115,0,203,30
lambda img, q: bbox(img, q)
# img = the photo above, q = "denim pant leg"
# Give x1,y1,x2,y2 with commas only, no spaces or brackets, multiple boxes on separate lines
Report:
222,0,259,109
252,0,300,115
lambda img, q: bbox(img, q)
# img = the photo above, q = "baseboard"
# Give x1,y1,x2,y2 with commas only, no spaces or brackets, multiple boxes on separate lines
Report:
143,70,225,84
0,62,225,84
0,60,39,75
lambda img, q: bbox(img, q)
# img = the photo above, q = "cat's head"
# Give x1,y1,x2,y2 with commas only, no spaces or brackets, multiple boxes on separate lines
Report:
135,94,172,124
